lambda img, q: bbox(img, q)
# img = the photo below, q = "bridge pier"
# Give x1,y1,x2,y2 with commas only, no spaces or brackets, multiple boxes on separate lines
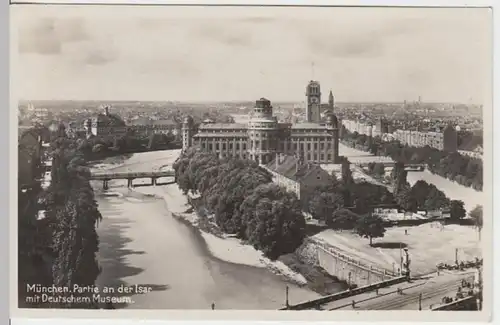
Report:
152,177,157,186
127,178,133,188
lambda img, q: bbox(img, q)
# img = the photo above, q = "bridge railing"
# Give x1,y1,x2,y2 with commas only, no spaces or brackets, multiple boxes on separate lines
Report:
90,171,175,179
280,275,408,310
312,239,397,278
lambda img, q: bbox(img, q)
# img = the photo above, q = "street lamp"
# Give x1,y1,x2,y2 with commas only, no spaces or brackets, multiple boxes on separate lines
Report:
285,285,289,308
348,272,352,290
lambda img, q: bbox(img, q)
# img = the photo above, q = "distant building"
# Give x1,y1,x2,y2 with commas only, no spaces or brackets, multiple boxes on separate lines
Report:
392,125,458,152
182,82,340,165
264,154,334,210
129,117,180,137
84,106,128,138
459,145,483,160
65,121,87,138
374,118,389,137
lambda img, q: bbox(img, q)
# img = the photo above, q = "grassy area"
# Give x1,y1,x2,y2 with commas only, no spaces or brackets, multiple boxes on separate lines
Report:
314,222,481,276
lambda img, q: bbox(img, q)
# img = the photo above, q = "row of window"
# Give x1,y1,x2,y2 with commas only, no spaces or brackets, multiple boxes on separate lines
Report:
193,135,335,143
198,129,246,134
200,142,248,151
248,122,277,128
205,147,335,163
194,128,333,135
196,140,336,152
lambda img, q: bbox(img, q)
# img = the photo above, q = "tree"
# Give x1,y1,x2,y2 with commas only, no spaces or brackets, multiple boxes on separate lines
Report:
327,208,360,230
449,200,466,220
339,157,351,183
373,163,386,178
240,183,306,260
392,162,407,195
309,185,344,221
395,186,418,212
469,205,483,240
44,137,102,308
423,186,450,211
409,180,431,209
355,214,386,246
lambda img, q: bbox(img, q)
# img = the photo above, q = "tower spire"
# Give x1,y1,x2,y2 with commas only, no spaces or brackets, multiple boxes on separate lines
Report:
329,89,334,111
311,61,315,80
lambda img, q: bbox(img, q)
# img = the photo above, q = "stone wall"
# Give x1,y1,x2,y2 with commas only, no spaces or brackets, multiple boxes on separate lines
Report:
297,237,397,287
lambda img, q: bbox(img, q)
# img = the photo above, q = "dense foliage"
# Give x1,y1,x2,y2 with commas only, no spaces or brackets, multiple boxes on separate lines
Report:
77,132,180,160
449,200,466,220
327,208,360,230
469,205,483,239
309,184,344,222
173,148,306,260
341,127,483,191
355,214,386,246
35,135,102,308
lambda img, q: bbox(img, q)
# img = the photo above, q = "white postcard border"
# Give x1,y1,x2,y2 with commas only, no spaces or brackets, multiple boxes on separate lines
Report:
8,0,496,323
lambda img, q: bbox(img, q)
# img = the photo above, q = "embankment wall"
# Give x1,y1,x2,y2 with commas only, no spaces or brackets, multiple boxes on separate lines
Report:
297,238,397,288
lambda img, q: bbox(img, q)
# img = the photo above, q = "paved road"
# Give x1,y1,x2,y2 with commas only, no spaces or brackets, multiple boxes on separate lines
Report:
318,273,474,311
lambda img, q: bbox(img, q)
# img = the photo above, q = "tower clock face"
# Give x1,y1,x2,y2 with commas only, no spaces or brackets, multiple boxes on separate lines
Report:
310,97,319,104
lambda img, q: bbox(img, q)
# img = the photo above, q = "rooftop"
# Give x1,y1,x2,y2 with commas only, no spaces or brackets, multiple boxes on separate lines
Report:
266,155,326,182
198,123,247,130
291,123,329,129
94,113,126,127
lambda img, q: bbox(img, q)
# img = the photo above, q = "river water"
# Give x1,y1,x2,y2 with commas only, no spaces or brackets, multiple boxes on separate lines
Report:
93,143,484,310
93,151,320,310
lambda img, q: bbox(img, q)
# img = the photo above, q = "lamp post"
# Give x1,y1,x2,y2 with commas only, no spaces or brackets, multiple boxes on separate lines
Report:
418,293,422,311
348,272,352,290
285,285,289,308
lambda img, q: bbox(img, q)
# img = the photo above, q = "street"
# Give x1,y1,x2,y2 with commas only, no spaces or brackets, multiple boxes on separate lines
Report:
317,273,474,311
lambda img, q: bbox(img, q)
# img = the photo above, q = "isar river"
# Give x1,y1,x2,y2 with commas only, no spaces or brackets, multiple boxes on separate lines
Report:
93,151,320,310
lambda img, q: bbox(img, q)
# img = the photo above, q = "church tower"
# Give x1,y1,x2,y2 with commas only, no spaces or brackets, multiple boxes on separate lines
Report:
328,90,334,112
305,81,321,123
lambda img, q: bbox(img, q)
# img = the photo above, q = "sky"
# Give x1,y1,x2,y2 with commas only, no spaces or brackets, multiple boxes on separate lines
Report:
12,5,492,103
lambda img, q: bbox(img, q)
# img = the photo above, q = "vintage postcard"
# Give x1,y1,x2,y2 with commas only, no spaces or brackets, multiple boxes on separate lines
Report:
10,3,492,322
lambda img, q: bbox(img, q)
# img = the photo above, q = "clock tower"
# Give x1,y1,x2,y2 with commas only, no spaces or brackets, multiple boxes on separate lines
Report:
305,80,321,123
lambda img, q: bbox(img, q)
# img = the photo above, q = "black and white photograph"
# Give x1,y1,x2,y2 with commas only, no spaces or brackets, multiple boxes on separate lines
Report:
12,3,491,318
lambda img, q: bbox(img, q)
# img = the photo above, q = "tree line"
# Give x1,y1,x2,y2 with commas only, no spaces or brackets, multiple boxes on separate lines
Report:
54,123,181,160
340,127,483,191
307,158,472,245
308,158,390,246
173,147,306,260
19,128,103,308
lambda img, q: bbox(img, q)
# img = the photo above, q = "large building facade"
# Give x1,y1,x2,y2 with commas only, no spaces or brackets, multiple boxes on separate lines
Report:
182,82,340,165
83,106,128,138
392,125,458,152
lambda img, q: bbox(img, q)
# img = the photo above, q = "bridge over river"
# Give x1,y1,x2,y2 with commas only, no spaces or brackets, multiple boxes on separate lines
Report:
90,170,176,189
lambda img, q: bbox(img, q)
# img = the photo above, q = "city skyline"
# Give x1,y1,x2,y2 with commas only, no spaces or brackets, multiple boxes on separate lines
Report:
12,6,491,104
